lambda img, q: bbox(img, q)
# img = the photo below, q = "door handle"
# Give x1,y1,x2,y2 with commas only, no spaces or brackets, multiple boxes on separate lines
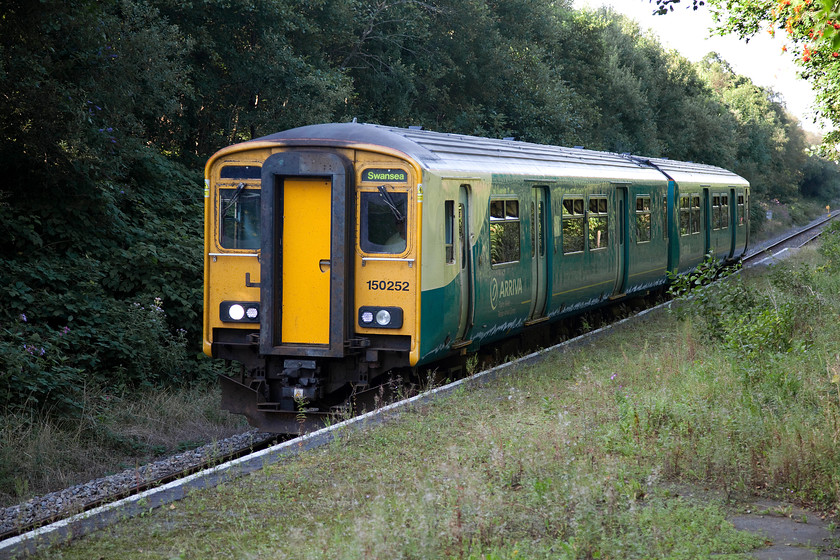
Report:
319,259,331,273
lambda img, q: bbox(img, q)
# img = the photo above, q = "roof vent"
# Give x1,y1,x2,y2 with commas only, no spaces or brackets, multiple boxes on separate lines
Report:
503,136,515,141
409,125,423,130
574,146,585,150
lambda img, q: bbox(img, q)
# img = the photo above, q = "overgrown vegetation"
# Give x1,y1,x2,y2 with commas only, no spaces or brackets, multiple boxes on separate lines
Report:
43,230,840,559
0,385,246,507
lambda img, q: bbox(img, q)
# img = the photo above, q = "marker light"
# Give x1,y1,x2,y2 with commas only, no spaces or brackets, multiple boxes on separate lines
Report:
375,309,392,326
361,311,374,323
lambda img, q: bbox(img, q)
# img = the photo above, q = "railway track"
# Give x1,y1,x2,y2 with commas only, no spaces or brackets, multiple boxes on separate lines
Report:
2,210,837,559
0,432,284,546
742,210,839,266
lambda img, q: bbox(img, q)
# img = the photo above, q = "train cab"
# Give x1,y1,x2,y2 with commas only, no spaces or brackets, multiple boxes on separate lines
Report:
205,127,431,431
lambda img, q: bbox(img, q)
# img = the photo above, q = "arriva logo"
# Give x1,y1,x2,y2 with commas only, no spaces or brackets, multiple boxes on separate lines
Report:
490,277,523,310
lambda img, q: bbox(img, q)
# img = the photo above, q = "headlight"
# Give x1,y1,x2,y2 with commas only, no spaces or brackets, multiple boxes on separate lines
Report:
358,306,403,329
220,301,260,323
375,309,391,326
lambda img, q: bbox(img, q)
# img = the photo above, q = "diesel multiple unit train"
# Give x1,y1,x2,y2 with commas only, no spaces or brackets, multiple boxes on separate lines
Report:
203,122,750,432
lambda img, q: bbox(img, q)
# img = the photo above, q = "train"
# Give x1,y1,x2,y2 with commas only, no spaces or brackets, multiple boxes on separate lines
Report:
203,122,750,432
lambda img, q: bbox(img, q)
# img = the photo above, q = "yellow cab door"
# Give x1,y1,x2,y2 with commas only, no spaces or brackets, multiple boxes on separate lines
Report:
281,178,332,344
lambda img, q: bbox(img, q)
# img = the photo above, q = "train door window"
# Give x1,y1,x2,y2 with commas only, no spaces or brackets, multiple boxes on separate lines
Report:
562,197,585,254
588,196,608,250
663,194,668,240
635,195,651,243
531,202,536,258
360,190,407,254
490,198,520,265
459,203,466,267
445,200,455,264
712,195,722,230
737,193,746,226
530,201,546,257
679,195,690,236
720,194,729,229
538,200,545,256
220,184,261,250
690,194,701,235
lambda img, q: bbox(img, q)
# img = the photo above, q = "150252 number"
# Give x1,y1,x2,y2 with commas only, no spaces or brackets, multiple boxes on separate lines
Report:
367,280,410,291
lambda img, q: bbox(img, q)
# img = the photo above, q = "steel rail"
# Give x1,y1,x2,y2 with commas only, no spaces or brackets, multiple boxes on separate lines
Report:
742,210,838,267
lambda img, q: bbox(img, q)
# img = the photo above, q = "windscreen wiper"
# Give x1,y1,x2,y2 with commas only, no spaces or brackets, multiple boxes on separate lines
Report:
377,186,405,222
222,182,247,215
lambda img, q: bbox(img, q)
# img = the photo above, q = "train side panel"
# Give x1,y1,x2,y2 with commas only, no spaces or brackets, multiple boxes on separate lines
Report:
419,172,675,362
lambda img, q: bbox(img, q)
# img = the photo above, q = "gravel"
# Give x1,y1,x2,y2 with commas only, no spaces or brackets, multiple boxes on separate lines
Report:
0,430,272,536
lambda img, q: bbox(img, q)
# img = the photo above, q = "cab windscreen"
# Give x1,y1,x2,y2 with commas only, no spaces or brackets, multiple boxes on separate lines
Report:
360,190,407,254
220,186,260,250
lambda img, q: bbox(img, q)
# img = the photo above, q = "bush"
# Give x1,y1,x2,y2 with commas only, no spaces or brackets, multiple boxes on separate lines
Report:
0,296,197,414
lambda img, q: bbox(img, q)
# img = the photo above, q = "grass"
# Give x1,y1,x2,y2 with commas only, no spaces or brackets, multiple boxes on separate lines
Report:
0,383,247,507
27,232,840,558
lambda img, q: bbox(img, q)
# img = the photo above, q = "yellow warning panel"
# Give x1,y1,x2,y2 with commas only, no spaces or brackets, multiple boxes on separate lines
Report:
282,178,332,344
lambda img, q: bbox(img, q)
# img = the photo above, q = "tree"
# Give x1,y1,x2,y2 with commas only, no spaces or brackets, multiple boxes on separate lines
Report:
648,0,840,158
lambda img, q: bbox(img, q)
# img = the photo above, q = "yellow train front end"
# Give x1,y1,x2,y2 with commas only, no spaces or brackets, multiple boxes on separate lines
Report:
203,131,422,432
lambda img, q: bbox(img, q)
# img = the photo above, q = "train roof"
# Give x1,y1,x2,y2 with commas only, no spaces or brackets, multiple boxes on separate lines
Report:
253,122,749,187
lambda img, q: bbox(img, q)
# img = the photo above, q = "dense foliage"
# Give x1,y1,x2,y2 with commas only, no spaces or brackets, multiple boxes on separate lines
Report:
1,0,838,415
653,0,840,158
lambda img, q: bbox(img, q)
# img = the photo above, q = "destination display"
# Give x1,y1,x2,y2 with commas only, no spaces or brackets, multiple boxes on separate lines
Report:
362,168,408,183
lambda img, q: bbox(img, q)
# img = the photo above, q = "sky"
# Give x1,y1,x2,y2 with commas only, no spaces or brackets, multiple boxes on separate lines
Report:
572,0,825,134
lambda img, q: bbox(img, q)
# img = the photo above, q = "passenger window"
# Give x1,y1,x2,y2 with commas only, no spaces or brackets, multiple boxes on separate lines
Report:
679,195,690,236
635,195,651,243
490,199,520,265
220,184,260,250
562,197,585,254
712,195,721,230
720,195,729,229
445,200,455,264
691,194,701,234
360,190,407,254
588,197,608,250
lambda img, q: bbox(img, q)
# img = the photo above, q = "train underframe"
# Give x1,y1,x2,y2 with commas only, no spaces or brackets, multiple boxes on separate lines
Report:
213,329,414,433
